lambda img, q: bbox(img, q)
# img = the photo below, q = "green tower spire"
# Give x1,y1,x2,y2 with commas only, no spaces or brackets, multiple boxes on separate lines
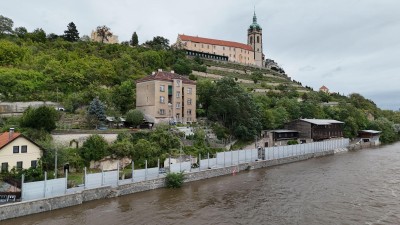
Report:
249,9,262,31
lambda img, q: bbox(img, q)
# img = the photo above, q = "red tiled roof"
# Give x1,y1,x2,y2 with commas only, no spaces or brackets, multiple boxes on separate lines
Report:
136,71,196,85
0,132,21,150
179,34,253,51
320,85,328,90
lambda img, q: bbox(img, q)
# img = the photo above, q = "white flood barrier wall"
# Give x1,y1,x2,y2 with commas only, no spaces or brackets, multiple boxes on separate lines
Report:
21,139,349,202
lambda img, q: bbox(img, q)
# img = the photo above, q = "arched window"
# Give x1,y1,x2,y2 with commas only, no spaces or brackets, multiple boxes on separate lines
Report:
257,36,260,43
250,36,253,44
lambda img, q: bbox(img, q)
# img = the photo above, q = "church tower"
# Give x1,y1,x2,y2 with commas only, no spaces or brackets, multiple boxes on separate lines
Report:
247,11,264,67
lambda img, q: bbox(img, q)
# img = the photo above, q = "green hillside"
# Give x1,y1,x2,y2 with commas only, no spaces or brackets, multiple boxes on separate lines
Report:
0,15,399,144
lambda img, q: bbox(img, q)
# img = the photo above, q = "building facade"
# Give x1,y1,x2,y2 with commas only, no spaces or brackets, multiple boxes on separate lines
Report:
285,119,344,141
357,130,381,146
0,129,42,172
262,130,300,147
176,12,264,67
319,85,329,93
136,70,196,124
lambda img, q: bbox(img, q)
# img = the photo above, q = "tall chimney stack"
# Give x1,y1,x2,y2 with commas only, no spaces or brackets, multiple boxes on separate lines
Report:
9,128,14,140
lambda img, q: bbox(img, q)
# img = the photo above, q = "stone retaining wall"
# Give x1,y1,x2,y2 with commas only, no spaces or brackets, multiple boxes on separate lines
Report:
0,150,335,221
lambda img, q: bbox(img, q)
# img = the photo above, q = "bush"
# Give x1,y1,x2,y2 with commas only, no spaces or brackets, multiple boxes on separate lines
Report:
287,140,299,145
165,172,184,188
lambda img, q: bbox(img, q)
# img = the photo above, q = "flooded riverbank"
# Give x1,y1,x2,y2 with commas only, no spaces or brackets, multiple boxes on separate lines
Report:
4,143,400,225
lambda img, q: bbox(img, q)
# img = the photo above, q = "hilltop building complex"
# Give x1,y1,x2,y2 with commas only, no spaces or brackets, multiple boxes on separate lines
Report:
175,12,265,67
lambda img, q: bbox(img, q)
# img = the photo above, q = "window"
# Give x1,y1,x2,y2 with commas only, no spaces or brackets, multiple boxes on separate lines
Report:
176,91,180,98
1,163,8,172
160,96,165,103
31,160,37,168
194,44,196,47
187,88,192,94
13,146,19,154
159,109,165,115
176,102,181,108
257,36,260,43
223,47,225,50
16,161,23,169
160,85,165,92
187,109,192,115
187,98,192,105
176,80,181,86
250,36,253,44
21,145,27,153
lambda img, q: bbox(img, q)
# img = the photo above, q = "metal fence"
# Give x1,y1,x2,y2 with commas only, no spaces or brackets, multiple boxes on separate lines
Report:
21,138,349,201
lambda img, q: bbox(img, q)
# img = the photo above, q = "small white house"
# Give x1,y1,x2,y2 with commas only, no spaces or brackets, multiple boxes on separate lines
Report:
0,129,42,172
357,130,382,146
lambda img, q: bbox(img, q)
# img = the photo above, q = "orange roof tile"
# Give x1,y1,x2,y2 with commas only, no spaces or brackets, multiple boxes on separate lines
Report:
136,71,196,85
0,132,21,150
179,34,253,51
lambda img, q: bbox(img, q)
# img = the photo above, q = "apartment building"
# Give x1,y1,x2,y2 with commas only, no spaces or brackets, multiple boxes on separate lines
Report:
136,70,196,124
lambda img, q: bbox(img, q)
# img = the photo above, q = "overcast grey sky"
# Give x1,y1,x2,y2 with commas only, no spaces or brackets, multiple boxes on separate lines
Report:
2,0,399,110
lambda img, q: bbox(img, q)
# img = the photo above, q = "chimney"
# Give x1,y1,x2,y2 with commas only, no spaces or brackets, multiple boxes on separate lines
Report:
9,128,14,140
171,70,175,73
158,69,162,72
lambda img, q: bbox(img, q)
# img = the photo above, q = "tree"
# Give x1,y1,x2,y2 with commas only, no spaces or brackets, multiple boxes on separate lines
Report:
63,22,80,42
21,106,58,132
368,117,399,144
14,27,27,39
251,71,263,84
108,139,134,159
96,25,112,43
172,58,191,75
207,77,262,140
131,139,160,167
0,40,25,66
80,135,109,165
46,33,59,41
144,36,170,50
0,15,13,36
29,28,46,43
20,106,58,132
87,97,106,128
125,109,144,127
112,81,135,114
130,31,138,46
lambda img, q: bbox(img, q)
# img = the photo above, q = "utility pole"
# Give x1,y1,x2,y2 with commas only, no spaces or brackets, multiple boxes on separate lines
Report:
54,147,58,179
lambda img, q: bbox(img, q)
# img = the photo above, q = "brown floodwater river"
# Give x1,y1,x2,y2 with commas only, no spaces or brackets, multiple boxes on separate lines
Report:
4,142,400,225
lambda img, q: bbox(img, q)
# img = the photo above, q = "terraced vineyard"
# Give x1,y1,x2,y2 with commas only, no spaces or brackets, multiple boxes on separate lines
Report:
192,59,311,94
